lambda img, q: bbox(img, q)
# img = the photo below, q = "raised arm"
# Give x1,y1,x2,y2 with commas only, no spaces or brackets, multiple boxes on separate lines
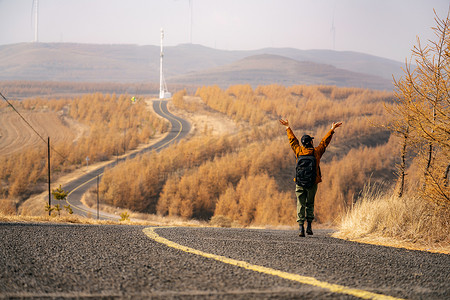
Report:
331,122,343,131
279,119,290,128
280,119,301,155
315,122,343,157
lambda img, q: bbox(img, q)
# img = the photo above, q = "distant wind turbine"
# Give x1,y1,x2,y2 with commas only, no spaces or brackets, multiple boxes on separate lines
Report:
330,4,336,50
174,0,193,43
189,0,193,43
31,0,39,42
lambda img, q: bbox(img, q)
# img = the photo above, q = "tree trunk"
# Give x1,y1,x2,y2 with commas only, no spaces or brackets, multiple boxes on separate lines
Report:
423,107,436,189
398,130,408,197
445,164,450,187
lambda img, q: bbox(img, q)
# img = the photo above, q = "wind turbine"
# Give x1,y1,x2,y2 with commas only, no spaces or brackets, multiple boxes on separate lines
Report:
32,0,39,43
330,5,336,50
189,0,193,43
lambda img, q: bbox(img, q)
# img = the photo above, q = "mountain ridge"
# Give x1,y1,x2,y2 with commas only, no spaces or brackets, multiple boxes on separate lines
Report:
169,54,393,90
0,42,401,90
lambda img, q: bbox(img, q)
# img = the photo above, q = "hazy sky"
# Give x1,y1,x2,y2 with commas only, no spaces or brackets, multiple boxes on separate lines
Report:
0,0,449,62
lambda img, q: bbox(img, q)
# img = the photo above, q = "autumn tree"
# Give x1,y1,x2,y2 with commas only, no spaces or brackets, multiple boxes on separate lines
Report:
391,9,450,206
50,185,72,216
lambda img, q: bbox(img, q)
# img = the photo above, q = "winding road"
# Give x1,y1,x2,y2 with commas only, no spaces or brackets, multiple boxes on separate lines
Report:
62,100,190,220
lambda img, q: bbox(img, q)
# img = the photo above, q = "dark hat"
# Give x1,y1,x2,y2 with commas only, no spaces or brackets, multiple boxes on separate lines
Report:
301,135,314,146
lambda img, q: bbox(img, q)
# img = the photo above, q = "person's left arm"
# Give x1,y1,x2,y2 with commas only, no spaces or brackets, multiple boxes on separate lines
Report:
316,122,342,155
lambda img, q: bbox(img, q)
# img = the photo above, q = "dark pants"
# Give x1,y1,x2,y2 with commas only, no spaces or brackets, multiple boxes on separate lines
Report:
295,184,318,225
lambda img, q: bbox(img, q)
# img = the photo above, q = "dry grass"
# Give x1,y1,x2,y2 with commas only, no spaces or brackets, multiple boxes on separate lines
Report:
333,185,450,254
81,192,210,227
9,195,210,227
0,211,211,227
0,213,125,225
0,110,77,157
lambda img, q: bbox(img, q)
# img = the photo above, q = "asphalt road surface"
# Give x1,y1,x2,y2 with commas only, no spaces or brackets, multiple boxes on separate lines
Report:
61,100,190,220
1,224,449,299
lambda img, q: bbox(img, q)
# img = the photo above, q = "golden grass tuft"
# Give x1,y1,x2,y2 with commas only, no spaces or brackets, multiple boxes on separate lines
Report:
1,200,210,227
209,215,233,228
0,212,211,227
333,185,450,254
0,199,18,215
0,213,119,225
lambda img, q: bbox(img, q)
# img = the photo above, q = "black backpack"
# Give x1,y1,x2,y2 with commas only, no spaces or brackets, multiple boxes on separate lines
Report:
295,152,316,188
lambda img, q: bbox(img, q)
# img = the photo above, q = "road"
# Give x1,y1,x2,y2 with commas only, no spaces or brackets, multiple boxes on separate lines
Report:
62,100,190,220
1,224,448,299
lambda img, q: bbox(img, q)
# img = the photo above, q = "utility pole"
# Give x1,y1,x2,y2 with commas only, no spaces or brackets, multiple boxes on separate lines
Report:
97,175,99,220
159,28,164,99
47,137,51,216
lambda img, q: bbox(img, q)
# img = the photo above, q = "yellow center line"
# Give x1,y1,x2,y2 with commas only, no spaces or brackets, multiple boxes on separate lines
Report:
143,227,405,300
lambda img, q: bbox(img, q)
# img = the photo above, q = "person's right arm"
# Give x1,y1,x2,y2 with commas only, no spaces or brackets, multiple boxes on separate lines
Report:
279,119,300,155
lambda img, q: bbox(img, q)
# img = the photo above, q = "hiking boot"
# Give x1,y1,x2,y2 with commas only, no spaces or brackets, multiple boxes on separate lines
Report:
299,224,305,237
306,221,313,235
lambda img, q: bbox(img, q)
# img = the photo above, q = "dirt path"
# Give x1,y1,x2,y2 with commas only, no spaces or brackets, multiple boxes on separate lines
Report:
167,96,238,136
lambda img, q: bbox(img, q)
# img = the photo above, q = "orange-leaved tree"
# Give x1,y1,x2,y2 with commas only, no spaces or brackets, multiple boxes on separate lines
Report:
390,9,450,206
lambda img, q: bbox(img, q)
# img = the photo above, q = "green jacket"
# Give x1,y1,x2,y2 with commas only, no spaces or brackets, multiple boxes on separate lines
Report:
286,127,335,185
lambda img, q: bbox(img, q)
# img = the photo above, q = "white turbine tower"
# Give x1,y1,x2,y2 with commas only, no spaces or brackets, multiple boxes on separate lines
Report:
189,0,193,43
330,5,336,50
159,28,171,99
32,0,39,42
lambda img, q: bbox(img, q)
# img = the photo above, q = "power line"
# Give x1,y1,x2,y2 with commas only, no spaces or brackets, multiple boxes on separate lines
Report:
0,91,74,165
1,90,140,172
0,91,47,144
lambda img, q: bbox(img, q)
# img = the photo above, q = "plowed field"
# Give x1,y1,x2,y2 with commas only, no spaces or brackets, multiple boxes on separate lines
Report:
0,110,76,156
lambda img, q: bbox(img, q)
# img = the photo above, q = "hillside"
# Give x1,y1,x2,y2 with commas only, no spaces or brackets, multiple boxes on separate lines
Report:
0,43,157,82
0,43,401,90
169,54,393,90
0,110,78,156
